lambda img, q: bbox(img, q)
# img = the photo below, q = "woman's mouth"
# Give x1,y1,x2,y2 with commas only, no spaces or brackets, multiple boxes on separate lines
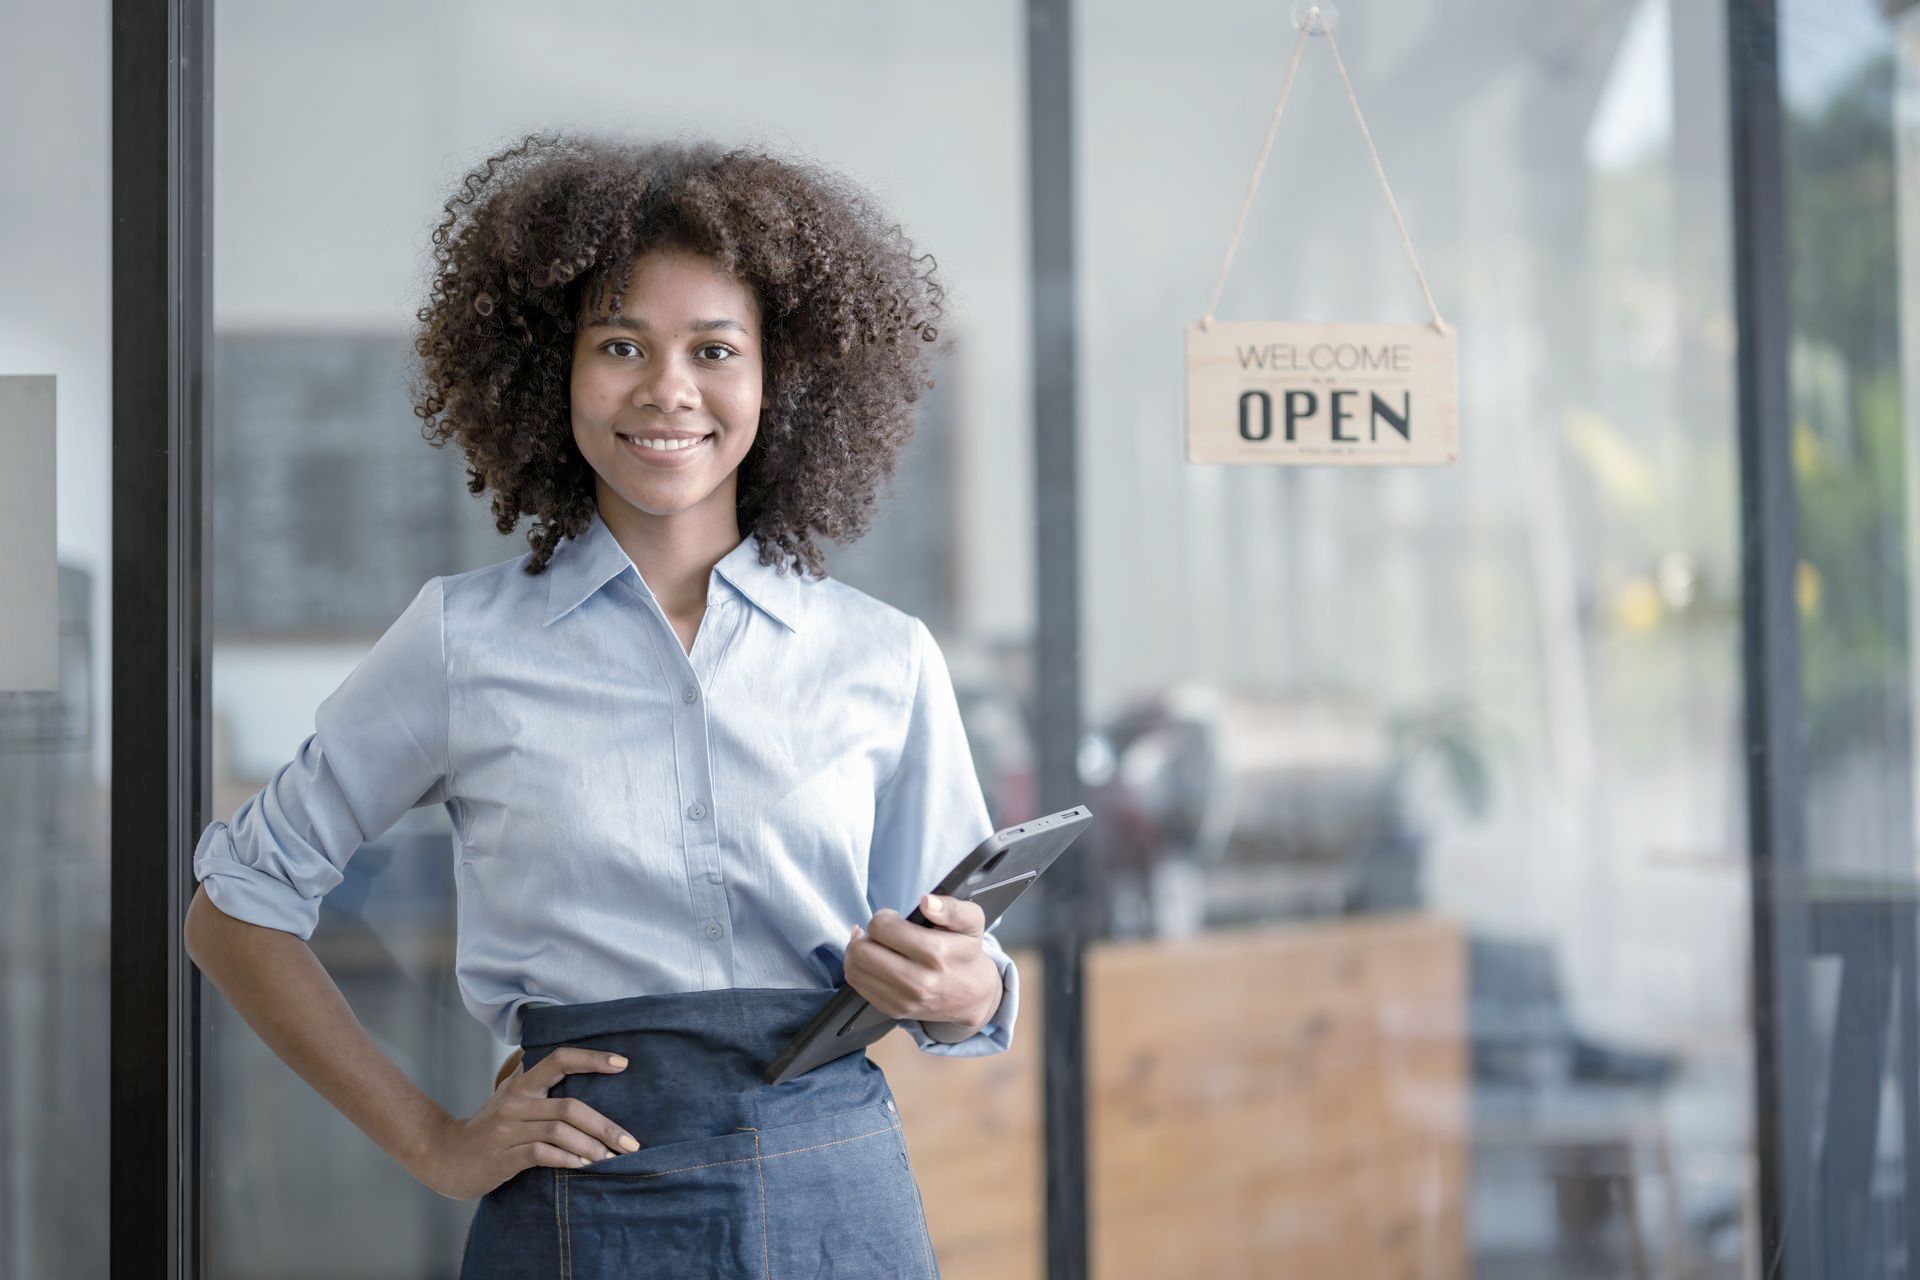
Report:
618,431,714,467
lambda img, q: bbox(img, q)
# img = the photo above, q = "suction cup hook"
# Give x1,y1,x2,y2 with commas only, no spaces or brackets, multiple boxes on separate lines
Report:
1290,1,1340,35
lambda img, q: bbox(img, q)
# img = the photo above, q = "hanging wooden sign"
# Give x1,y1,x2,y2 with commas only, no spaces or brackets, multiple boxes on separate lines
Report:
1187,5,1459,468
1185,320,1457,466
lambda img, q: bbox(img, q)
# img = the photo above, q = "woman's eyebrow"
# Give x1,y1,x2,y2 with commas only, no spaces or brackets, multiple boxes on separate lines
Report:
589,313,749,335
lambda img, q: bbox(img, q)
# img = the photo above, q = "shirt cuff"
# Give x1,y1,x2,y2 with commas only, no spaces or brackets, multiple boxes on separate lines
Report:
190,821,324,941
904,950,1019,1057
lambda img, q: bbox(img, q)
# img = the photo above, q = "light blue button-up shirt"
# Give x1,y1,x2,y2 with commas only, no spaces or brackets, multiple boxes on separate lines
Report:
191,506,1018,1057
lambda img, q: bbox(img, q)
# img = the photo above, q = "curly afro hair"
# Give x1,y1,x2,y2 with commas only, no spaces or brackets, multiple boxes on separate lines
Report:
409,131,948,579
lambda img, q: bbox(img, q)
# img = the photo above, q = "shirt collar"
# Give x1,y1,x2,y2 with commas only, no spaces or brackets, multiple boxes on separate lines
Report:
542,506,804,632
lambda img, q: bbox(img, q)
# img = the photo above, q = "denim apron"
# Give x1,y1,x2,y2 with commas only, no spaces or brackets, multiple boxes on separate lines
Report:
458,987,941,1279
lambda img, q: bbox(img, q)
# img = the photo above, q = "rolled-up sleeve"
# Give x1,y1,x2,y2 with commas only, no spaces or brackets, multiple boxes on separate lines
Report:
867,616,1020,1058
191,577,451,940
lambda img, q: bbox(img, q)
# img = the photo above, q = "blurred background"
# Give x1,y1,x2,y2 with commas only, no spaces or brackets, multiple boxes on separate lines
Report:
7,0,1920,1275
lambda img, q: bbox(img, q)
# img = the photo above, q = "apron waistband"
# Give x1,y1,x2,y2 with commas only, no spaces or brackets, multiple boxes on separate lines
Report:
517,987,891,1151
520,986,838,1054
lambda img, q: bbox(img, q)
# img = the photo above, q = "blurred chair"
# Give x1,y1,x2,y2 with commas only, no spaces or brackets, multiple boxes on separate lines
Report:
1469,935,1692,1278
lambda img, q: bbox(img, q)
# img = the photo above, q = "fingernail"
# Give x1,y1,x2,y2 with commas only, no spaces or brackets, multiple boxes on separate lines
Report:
577,1154,591,1166
851,925,863,940
923,895,939,914
619,1134,640,1152
608,1054,627,1068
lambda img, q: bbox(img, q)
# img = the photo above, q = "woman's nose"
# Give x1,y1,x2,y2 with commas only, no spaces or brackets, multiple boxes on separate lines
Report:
634,359,699,411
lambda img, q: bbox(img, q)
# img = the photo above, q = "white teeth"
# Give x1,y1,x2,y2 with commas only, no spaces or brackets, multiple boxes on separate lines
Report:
624,434,709,452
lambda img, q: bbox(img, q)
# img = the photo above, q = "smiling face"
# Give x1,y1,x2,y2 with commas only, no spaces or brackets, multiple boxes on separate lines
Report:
570,247,764,533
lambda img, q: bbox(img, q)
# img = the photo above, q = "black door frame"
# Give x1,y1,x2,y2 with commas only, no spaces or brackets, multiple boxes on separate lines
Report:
1024,3,1089,1279
111,0,213,1277
117,0,1822,1275
1725,0,1817,1275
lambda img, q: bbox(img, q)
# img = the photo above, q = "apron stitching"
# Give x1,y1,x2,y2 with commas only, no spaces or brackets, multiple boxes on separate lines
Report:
562,1169,573,1279
573,1122,896,1179
897,1118,937,1279
552,1170,562,1280
761,1124,897,1164
753,1132,771,1280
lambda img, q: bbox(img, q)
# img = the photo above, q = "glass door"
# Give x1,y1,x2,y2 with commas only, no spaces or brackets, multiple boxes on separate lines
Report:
200,4,1040,1275
1073,2,1756,1275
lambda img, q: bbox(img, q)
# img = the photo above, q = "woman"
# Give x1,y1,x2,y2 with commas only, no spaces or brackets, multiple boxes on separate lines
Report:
182,133,1018,1279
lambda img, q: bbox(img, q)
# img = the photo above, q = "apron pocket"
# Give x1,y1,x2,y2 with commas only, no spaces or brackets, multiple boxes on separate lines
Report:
568,1122,763,1181
558,1127,769,1280
757,1111,939,1280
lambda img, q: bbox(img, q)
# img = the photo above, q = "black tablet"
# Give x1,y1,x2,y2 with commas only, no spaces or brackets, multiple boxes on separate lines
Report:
761,804,1093,1085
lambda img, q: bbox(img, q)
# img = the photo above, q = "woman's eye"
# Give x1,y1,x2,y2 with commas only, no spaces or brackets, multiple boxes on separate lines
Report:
605,340,639,358
698,344,736,362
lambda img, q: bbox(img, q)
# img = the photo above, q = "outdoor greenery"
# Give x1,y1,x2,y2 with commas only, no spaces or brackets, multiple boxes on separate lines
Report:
1785,53,1911,758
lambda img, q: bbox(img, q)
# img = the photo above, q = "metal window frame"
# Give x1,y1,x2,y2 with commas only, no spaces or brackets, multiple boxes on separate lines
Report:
1725,0,1817,1276
112,0,213,1276
1025,3,1089,1278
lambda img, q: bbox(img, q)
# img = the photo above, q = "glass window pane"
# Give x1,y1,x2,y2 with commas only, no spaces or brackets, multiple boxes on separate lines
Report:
1075,3,1754,1275
207,5,1034,1276
1781,0,1920,1272
0,3,112,1279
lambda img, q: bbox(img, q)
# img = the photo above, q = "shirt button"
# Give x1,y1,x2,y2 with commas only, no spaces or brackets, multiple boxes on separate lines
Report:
687,801,707,820
705,920,723,939
682,685,698,703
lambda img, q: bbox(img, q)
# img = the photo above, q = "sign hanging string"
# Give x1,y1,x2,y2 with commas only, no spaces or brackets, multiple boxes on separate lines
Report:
1201,14,1448,335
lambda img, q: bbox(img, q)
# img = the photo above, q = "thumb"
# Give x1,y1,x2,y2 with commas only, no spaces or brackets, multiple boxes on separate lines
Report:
922,893,985,935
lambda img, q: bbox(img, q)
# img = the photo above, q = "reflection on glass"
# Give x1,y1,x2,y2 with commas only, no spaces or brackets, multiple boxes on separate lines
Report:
1784,0,1920,1273
1078,1,1752,1274
0,3,112,1277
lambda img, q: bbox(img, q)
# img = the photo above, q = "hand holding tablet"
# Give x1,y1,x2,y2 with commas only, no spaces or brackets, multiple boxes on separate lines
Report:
762,805,1094,1085
846,894,1004,1035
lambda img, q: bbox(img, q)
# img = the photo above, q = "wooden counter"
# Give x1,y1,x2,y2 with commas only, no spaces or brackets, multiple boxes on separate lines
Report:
871,913,1468,1280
